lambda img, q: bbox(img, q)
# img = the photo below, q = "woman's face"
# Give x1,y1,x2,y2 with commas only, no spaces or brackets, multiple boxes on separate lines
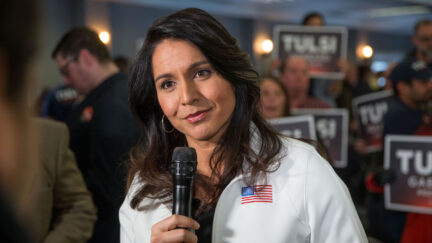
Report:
260,79,287,119
152,39,236,144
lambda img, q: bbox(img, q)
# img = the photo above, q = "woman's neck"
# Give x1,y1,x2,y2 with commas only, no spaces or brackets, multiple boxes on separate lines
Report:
186,140,217,178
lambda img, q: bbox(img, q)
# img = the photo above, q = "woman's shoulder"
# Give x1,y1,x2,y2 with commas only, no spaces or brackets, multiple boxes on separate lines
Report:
278,136,326,167
274,136,342,189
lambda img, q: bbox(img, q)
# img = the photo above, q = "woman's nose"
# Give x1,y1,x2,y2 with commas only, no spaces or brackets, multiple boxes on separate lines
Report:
180,80,200,105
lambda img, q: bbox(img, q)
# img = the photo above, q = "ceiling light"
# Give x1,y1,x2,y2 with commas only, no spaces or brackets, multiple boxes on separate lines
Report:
262,39,274,54
357,44,373,59
99,31,110,44
368,6,430,18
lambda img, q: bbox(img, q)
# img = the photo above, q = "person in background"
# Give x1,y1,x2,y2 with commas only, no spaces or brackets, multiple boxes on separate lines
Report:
406,19,432,66
383,60,432,137
366,59,432,243
52,27,141,243
29,118,97,243
259,76,290,119
120,8,366,243
280,56,330,109
301,12,325,26
301,11,345,107
114,55,131,75
0,0,38,242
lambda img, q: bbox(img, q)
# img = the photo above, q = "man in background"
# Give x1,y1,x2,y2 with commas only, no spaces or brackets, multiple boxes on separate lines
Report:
280,56,330,109
407,19,432,66
52,27,141,243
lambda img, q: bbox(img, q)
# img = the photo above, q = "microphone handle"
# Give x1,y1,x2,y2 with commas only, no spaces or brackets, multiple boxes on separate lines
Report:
172,179,193,217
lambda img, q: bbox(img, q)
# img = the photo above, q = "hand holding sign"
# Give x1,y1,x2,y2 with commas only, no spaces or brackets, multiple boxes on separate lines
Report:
292,108,348,168
352,90,393,153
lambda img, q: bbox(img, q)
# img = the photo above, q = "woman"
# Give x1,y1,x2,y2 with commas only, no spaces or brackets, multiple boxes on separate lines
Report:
121,8,367,243
259,76,290,119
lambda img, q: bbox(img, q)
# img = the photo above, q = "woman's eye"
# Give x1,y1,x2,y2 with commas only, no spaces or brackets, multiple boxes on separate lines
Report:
194,69,211,80
160,80,176,90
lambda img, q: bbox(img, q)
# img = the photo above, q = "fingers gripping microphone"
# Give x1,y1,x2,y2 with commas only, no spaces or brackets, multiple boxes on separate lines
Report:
171,147,197,217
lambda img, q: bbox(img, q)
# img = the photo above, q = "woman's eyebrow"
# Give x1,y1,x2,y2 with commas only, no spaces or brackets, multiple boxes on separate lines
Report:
154,60,209,83
188,60,208,70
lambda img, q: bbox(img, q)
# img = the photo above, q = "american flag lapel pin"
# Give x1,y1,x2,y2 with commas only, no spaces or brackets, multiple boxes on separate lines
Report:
241,185,273,204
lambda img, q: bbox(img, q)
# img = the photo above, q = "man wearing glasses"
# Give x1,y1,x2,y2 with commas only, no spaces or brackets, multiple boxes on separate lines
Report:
407,19,432,67
52,27,141,243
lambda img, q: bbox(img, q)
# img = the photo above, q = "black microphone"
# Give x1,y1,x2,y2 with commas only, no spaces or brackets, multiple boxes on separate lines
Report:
171,147,197,218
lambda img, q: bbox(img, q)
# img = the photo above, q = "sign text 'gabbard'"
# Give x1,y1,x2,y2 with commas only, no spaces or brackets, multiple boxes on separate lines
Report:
384,135,432,215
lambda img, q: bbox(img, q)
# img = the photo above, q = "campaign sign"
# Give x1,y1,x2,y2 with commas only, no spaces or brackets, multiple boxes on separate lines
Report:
352,90,393,153
384,135,432,214
268,115,316,140
273,25,347,79
292,109,348,168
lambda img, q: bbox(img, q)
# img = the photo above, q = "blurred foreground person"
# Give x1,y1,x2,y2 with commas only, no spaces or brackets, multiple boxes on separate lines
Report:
120,8,367,243
259,76,290,119
29,118,97,243
0,0,38,242
280,56,330,109
52,27,141,243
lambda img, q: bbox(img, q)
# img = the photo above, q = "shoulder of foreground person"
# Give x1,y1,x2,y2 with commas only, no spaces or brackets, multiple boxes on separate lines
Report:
32,118,97,243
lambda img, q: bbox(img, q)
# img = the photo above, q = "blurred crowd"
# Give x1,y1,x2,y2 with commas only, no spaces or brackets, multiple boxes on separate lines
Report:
257,13,432,243
1,0,432,242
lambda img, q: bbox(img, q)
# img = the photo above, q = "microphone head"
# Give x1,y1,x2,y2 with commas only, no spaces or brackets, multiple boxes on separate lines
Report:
171,147,197,177
172,147,197,162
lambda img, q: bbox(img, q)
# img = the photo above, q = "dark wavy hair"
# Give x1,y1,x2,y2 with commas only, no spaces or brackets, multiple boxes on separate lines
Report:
128,8,283,211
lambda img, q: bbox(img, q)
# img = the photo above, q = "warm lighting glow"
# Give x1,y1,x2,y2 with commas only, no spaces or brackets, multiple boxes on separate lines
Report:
357,44,373,59
362,45,373,58
99,31,110,44
261,39,274,54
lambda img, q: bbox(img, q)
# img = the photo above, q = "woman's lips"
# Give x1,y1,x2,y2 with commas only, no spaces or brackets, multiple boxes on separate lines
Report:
185,109,210,123
264,105,278,112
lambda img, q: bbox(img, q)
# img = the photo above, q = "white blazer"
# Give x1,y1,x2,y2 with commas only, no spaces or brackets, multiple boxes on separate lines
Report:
120,137,368,243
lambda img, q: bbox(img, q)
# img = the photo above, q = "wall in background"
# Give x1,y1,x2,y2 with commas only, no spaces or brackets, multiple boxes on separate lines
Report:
36,0,84,92
108,3,255,63
36,0,414,92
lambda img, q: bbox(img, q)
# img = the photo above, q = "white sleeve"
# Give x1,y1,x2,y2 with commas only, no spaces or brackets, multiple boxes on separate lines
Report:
119,178,140,243
305,152,368,243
